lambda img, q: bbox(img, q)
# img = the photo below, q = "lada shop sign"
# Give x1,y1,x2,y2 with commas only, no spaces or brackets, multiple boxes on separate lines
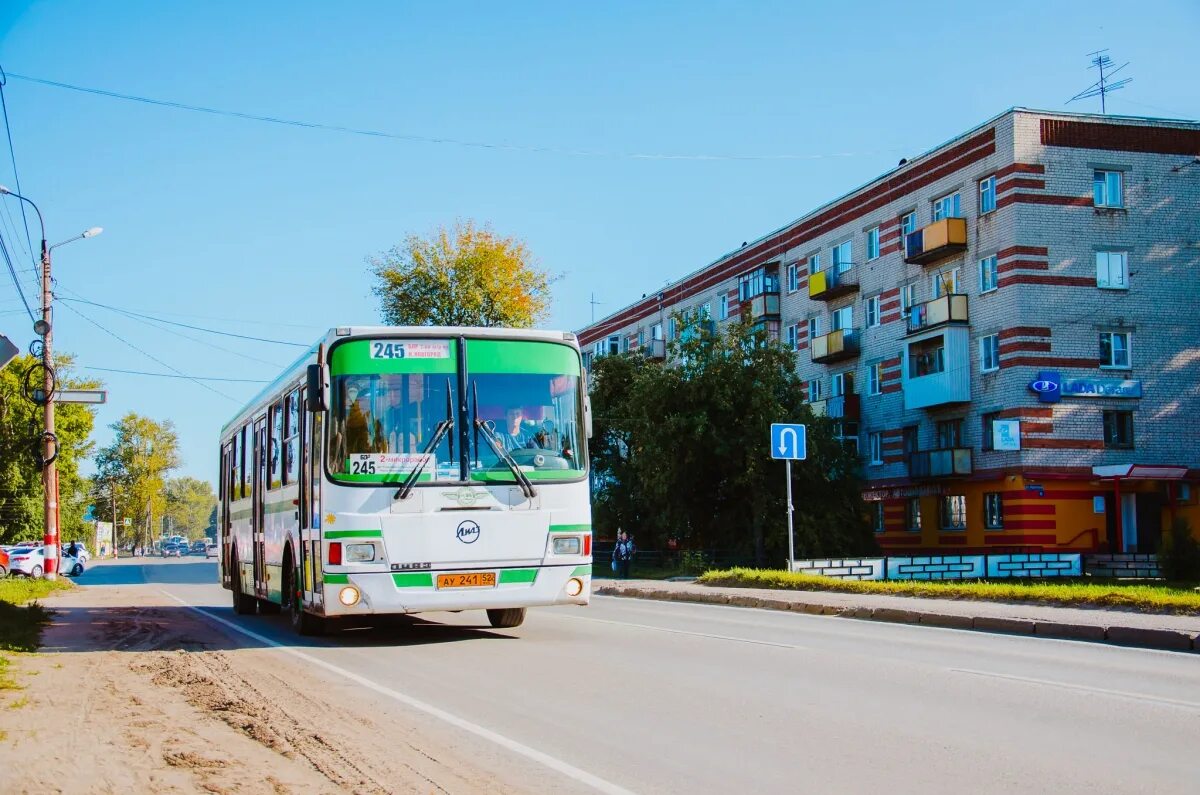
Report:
1028,370,1142,403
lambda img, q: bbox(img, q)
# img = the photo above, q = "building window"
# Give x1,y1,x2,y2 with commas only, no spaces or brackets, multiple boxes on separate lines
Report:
785,323,799,351
831,371,854,398
900,283,917,317
909,336,945,377
936,418,962,448
932,192,961,221
979,255,999,293
1177,483,1192,503
1096,251,1128,290
808,253,821,274
931,267,960,298
807,316,820,341
651,323,663,341
869,432,883,465
832,240,853,274
1100,331,1131,369
608,335,621,355
941,495,967,530
907,497,922,532
980,334,1000,373
867,362,883,396
719,294,729,320
700,302,712,320
667,319,677,340
866,295,881,328
981,411,999,451
787,262,799,293
872,502,885,533
637,329,645,348
900,211,917,236
831,305,853,332
984,493,1004,529
1103,410,1134,449
866,227,880,260
807,379,822,402
979,175,997,214
1093,170,1124,208
837,421,859,455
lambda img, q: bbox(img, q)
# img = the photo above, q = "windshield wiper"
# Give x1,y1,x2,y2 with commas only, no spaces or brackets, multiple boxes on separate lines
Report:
394,418,453,501
474,419,537,499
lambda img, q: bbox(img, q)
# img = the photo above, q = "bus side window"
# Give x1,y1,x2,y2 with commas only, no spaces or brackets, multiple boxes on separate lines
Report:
239,425,248,498
270,403,283,489
285,388,300,486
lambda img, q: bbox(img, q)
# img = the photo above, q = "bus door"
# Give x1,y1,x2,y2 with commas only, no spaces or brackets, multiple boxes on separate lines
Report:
219,443,231,588
306,409,324,607
297,388,311,605
253,417,268,599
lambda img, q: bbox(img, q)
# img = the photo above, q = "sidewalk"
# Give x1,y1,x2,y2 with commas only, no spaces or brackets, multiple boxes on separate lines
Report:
594,578,1200,652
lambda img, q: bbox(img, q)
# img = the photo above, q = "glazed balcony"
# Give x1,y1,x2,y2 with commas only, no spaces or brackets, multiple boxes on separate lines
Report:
743,292,780,321
808,269,860,301
642,339,666,359
809,392,860,421
904,217,968,266
810,329,860,364
906,293,969,335
908,447,973,478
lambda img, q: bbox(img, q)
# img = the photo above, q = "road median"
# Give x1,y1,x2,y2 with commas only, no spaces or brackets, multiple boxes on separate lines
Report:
594,579,1200,653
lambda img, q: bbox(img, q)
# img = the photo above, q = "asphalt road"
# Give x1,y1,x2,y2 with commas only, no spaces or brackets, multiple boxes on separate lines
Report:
78,558,1200,794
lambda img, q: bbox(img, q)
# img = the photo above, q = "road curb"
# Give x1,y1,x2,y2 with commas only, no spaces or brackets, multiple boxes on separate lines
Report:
594,586,1198,653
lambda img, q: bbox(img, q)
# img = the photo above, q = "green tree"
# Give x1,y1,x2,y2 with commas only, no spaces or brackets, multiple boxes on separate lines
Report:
162,476,217,541
0,354,99,544
370,220,555,328
94,413,181,550
589,320,874,566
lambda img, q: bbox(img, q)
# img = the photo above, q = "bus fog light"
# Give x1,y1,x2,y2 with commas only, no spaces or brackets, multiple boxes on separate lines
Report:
553,537,581,555
565,578,584,597
338,586,361,606
346,543,376,562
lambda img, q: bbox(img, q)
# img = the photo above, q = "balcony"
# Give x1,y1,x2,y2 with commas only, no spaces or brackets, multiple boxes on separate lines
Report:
743,292,780,320
811,329,860,364
904,217,968,266
902,326,970,410
906,294,969,334
679,319,716,343
808,269,859,301
642,339,666,359
908,447,973,478
809,392,860,421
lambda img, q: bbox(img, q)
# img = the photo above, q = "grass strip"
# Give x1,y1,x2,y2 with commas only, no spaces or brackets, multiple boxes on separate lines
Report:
0,578,74,692
698,568,1200,615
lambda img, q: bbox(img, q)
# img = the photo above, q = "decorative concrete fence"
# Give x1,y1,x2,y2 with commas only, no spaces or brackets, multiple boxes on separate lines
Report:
791,553,1082,581
1083,553,1161,579
790,558,884,581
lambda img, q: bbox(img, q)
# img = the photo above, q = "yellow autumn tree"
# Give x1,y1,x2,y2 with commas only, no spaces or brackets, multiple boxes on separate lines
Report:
370,221,554,328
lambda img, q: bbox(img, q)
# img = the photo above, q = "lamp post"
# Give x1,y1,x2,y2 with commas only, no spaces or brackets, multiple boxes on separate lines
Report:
0,184,101,579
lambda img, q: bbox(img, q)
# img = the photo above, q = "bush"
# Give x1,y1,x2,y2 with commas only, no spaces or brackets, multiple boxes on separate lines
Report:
1158,518,1200,582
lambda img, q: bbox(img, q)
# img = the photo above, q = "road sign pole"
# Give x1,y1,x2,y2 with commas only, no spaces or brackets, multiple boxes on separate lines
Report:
785,459,795,572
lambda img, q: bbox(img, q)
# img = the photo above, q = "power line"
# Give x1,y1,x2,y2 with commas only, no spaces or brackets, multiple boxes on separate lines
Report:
0,67,35,261
0,228,34,321
58,297,308,346
82,366,269,383
56,300,239,402
6,70,900,163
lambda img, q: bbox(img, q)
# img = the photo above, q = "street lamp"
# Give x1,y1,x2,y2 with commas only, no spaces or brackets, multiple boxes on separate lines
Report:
0,185,101,580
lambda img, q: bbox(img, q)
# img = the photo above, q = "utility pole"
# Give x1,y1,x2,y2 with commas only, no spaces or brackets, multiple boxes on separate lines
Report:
111,482,118,559
39,235,59,578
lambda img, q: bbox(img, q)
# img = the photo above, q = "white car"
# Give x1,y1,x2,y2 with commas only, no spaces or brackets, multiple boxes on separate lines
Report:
64,544,89,564
8,546,85,578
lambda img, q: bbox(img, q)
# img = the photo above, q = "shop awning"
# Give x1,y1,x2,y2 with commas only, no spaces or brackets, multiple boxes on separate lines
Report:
1092,464,1189,480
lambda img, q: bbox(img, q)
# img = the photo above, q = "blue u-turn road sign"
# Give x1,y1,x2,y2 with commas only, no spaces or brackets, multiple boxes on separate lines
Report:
770,423,807,460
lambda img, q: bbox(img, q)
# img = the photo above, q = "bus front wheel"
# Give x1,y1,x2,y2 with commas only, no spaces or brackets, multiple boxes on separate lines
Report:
486,608,526,629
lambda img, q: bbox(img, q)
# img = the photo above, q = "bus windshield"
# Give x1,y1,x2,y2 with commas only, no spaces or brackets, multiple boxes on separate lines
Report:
326,339,459,483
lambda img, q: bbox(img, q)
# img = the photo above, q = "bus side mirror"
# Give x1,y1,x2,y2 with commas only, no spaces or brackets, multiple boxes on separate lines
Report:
306,364,327,412
584,395,593,439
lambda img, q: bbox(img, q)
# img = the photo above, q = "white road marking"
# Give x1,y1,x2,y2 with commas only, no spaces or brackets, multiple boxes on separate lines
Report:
950,668,1200,710
162,590,637,795
554,612,806,649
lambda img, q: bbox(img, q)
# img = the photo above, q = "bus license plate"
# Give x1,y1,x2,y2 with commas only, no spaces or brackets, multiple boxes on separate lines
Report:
437,572,497,589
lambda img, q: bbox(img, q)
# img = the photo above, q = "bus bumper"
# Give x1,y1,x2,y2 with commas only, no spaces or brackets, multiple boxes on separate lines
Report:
320,564,591,617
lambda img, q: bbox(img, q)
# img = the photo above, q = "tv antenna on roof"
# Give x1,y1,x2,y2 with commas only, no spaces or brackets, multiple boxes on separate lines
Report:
1067,49,1131,114
589,292,603,324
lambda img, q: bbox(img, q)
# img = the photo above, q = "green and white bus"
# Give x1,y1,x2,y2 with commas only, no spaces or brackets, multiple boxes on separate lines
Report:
217,327,594,635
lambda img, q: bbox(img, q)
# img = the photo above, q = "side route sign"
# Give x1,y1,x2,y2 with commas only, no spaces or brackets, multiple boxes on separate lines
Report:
770,423,807,460
0,334,17,371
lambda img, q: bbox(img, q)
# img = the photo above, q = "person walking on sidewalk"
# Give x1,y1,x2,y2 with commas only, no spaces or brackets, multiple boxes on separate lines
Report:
612,530,636,579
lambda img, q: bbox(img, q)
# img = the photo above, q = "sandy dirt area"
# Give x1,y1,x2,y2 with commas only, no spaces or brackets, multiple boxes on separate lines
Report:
0,583,527,794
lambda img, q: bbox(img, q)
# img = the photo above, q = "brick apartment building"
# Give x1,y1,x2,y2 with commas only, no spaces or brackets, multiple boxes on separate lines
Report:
577,108,1200,555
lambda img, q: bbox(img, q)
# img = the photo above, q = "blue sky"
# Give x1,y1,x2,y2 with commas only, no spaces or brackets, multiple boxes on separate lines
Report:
0,0,1196,485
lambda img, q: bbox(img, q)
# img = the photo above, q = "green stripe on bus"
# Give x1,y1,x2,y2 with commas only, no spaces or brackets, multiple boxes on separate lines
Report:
550,524,591,534
392,572,433,588
334,472,434,483
263,501,296,515
498,568,538,584
465,339,580,375
324,530,382,539
323,574,349,584
331,339,458,375
470,469,586,483
571,565,592,577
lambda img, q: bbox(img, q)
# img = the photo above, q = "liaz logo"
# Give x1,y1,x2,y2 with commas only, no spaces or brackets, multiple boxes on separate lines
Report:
456,520,481,544
1029,379,1059,394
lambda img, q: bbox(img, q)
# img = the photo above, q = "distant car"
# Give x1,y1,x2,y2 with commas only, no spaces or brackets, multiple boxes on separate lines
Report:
190,540,209,555
9,546,46,578
161,542,183,558
63,544,89,564
0,548,8,577
60,549,84,577
205,542,217,559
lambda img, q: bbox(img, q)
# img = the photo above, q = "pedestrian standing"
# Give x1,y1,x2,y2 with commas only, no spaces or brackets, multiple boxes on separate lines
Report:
613,530,636,579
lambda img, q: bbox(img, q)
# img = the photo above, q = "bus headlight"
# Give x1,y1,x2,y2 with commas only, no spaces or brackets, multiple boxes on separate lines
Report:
338,586,361,607
552,536,581,555
565,578,584,597
346,543,376,562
